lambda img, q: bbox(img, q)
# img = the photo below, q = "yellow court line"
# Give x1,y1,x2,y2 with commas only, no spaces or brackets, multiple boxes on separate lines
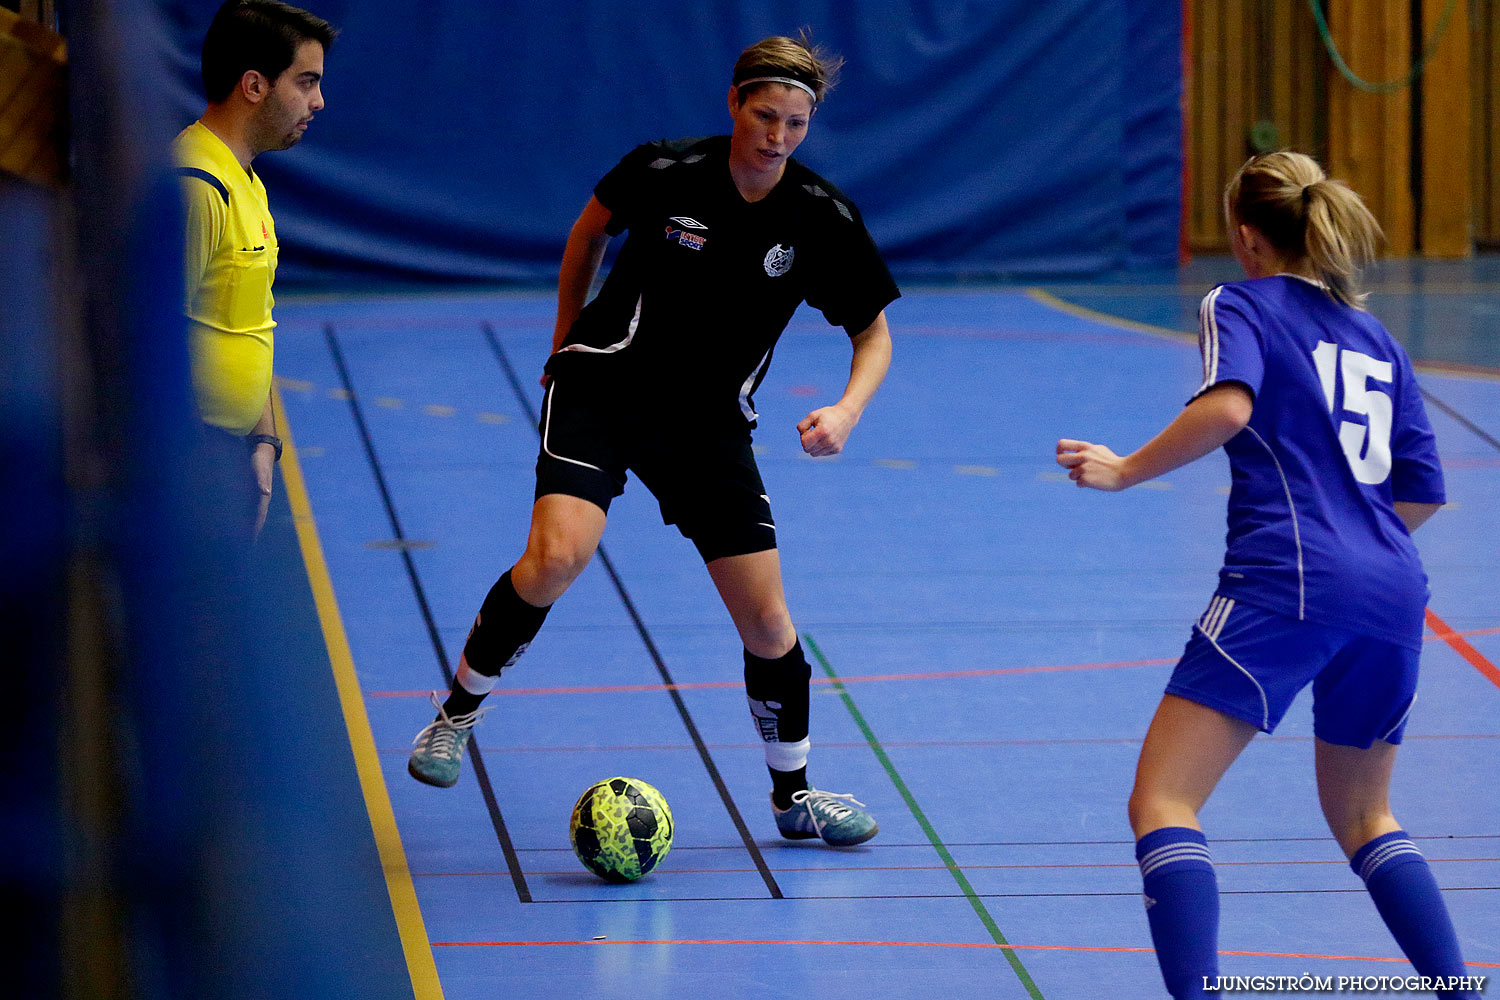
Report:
273,387,446,1000
1027,287,1500,384
1025,287,1195,345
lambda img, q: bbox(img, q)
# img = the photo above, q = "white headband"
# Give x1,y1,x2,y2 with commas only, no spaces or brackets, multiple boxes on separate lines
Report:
735,76,817,101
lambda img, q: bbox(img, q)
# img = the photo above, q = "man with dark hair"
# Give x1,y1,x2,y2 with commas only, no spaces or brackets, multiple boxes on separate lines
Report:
173,0,335,538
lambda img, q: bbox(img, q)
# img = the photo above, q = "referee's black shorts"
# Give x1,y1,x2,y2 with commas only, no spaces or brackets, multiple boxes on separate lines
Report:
533,379,777,563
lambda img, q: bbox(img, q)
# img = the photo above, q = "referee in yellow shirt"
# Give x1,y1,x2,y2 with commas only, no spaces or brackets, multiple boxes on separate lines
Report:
174,0,335,538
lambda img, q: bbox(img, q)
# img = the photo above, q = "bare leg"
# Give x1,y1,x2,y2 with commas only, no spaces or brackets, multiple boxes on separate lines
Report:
1128,694,1258,999
1129,693,1259,837
1317,738,1476,997
1315,738,1401,857
704,548,797,658
455,492,606,686
704,547,877,844
410,494,608,788
510,493,608,607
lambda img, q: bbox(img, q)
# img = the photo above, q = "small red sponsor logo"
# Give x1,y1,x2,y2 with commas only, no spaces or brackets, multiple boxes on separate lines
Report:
665,226,706,250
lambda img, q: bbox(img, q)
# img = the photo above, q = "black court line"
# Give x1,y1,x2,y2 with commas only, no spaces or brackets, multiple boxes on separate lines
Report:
1421,387,1500,455
323,323,533,905
505,832,1500,852
481,321,784,900
522,885,1500,904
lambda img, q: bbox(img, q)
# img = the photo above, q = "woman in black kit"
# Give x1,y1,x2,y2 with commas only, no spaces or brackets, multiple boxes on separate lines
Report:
410,33,898,847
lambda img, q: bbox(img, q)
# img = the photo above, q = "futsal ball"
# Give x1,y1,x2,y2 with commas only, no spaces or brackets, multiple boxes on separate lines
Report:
569,776,674,882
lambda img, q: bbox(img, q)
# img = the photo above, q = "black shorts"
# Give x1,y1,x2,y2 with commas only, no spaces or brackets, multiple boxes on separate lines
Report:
534,379,777,563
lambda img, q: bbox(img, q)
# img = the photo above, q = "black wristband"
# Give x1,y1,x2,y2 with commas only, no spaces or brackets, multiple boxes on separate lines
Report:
246,433,283,462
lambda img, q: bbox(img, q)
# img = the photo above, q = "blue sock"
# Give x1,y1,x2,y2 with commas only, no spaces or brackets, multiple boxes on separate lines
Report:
1136,827,1218,999
1352,831,1478,999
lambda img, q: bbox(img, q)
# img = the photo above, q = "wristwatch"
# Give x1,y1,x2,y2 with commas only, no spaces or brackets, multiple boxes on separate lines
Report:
246,433,283,462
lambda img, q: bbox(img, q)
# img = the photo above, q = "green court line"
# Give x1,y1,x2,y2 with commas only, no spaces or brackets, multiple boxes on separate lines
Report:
803,633,1046,1000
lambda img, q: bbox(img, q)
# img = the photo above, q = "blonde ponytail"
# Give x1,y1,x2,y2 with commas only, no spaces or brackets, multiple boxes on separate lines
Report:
1225,152,1384,308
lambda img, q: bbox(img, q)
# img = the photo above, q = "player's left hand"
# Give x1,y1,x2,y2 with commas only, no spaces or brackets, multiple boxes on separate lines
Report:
798,404,857,457
251,444,276,537
1056,438,1130,491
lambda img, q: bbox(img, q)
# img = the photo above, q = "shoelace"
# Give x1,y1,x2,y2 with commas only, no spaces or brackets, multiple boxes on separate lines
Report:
411,691,489,760
790,788,866,827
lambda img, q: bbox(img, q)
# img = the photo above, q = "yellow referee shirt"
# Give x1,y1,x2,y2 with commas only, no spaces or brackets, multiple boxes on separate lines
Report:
172,121,279,435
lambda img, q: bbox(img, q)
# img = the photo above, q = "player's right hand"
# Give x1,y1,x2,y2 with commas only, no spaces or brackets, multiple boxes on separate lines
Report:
1056,438,1129,492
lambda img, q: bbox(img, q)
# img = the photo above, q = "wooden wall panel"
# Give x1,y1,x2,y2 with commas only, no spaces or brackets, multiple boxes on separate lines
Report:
0,8,67,187
1420,0,1471,256
1327,0,1414,255
1187,0,1325,249
1224,0,1248,232
1188,0,1489,255
1476,0,1500,247
16,1,56,27
1190,0,1224,247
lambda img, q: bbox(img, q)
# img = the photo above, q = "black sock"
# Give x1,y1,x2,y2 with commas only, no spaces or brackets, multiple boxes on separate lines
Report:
769,766,808,811
745,641,812,810
440,686,486,719
441,569,550,717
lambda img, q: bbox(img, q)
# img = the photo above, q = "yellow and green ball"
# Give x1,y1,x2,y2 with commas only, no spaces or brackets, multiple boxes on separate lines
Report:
569,777,674,882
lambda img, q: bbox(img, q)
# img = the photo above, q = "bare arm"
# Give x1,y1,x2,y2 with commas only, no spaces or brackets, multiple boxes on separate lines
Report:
797,311,893,457
552,196,614,356
1057,382,1254,491
1394,501,1442,533
249,394,277,536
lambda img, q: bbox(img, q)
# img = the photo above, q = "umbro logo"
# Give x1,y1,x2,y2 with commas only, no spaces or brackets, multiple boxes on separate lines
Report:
668,216,707,230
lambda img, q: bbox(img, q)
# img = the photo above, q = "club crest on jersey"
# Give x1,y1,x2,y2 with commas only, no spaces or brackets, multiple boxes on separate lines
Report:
763,243,794,277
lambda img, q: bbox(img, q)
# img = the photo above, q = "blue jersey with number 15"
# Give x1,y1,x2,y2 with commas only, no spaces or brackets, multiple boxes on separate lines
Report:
1194,275,1445,650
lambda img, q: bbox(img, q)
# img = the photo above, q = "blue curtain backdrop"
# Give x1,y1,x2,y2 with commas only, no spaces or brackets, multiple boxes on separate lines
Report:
155,0,1180,283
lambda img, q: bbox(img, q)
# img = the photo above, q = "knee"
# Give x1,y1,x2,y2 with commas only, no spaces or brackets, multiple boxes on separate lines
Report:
520,528,594,593
1127,784,1197,839
1324,805,1398,856
738,604,796,659
1126,787,1153,836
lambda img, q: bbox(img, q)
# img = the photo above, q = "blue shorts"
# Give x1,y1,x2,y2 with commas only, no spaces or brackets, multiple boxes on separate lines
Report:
1165,596,1420,749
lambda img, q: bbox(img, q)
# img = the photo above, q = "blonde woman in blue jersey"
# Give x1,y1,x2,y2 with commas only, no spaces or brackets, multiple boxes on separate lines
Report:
1057,153,1478,1000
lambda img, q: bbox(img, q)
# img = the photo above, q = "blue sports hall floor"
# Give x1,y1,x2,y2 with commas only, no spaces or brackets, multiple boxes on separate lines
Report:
248,260,1500,999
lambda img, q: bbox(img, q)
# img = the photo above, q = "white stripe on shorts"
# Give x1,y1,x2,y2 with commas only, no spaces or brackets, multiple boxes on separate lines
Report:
1193,614,1270,731
540,382,606,473
1382,693,1418,742
1197,596,1236,642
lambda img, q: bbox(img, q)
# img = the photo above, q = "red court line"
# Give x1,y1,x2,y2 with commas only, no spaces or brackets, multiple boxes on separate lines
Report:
428,938,1500,968
1426,609,1500,691
888,324,1149,348
374,733,1500,756
426,857,1499,877
369,623,1500,700
368,656,1176,698
1440,457,1500,470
